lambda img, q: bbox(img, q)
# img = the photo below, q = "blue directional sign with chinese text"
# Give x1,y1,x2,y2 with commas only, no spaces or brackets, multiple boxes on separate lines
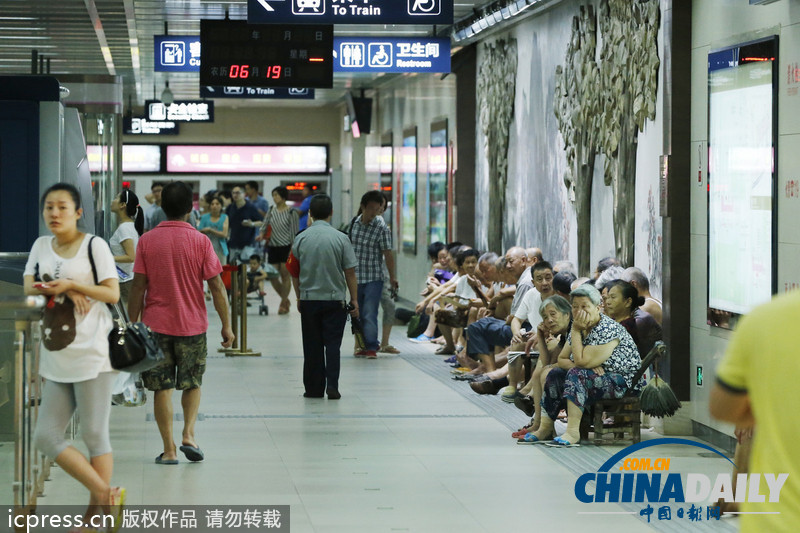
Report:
248,0,452,25
333,38,450,74
200,86,316,99
154,36,202,72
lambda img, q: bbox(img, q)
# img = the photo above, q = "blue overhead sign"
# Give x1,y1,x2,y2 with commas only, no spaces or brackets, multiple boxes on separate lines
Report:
200,86,316,99
154,35,201,72
248,0,453,25
333,37,450,73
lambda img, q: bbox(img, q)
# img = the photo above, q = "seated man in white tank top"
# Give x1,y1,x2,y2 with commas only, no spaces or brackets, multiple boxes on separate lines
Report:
621,266,662,325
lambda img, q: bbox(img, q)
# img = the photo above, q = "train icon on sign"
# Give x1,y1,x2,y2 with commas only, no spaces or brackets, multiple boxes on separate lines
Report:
293,0,324,15
288,88,310,96
409,0,441,16
160,41,186,66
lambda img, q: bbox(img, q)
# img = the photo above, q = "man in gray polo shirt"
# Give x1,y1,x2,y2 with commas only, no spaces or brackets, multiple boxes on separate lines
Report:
290,195,359,399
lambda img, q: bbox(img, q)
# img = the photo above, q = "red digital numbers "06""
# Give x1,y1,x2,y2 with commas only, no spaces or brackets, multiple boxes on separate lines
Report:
228,65,282,79
228,65,249,78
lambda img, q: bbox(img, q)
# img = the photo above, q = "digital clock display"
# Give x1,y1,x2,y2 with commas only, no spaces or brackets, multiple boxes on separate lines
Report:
200,20,333,89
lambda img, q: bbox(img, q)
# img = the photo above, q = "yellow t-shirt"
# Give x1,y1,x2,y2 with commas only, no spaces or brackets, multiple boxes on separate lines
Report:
716,290,800,532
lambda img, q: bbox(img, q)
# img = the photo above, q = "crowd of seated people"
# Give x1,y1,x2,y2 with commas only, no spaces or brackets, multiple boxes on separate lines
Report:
408,250,663,448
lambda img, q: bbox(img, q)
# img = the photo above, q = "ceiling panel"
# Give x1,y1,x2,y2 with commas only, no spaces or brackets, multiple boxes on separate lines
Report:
0,0,490,109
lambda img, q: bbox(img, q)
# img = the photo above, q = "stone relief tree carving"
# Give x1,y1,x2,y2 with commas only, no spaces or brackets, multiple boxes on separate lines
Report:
555,0,660,271
554,5,600,276
597,0,660,267
478,39,518,253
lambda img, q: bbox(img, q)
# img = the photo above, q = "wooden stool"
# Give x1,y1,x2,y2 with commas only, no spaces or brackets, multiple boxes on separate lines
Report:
578,342,666,445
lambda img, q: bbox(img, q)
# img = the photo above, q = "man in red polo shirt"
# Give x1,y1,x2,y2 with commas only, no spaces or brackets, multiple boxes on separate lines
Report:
129,181,234,465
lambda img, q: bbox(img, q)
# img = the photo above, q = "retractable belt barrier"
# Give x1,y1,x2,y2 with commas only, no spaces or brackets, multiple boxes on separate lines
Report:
220,264,261,357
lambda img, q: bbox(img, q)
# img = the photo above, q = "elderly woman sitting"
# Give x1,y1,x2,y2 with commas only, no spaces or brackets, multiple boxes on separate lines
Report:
521,284,643,446
512,295,572,438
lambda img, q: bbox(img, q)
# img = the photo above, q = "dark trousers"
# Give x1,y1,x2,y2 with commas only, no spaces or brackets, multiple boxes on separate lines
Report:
299,300,348,395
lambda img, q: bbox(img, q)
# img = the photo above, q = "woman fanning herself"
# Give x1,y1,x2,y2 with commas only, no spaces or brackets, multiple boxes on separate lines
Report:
524,284,643,447
24,183,125,529
109,189,143,306
260,186,299,314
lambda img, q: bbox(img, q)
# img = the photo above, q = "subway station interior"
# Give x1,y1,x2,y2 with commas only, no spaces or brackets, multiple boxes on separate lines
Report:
1,0,799,531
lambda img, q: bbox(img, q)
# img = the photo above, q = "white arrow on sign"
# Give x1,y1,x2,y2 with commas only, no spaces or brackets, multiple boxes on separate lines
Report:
256,0,275,11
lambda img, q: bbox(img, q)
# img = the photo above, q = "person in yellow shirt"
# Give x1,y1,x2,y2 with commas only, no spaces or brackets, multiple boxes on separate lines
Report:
710,290,800,532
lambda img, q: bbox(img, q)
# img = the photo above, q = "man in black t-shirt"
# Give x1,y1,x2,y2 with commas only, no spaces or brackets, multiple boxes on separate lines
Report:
226,186,263,264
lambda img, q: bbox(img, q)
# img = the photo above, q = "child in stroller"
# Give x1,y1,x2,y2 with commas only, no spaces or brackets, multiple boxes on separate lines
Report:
247,254,270,315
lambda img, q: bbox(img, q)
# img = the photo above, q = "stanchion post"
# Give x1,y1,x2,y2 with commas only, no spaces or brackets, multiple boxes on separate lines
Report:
220,266,239,353
223,264,260,356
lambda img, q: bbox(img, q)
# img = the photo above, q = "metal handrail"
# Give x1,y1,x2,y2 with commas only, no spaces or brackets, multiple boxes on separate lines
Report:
5,295,50,512
0,295,47,311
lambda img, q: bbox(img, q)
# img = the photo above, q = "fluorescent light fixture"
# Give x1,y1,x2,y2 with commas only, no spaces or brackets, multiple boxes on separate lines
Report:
0,35,50,40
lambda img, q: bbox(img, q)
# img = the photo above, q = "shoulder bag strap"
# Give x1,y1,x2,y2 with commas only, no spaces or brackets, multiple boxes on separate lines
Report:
88,235,129,323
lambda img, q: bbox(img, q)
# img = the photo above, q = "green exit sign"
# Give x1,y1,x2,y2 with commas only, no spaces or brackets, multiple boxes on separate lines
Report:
696,365,704,386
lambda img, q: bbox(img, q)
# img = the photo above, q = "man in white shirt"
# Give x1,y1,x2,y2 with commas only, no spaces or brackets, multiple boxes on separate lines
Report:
465,247,532,372
501,261,556,402
621,266,662,324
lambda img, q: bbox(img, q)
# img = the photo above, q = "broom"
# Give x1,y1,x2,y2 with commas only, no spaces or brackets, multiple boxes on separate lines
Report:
640,358,681,417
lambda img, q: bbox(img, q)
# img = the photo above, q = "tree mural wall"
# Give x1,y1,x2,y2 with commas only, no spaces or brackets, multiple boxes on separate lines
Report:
597,0,660,267
477,39,518,254
554,5,601,276
555,0,660,271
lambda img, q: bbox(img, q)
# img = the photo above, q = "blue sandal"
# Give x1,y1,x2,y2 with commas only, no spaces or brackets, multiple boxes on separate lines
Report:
516,433,549,445
545,436,581,448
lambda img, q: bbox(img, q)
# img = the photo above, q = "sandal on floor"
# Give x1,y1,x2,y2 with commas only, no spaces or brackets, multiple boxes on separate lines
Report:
155,453,178,465
435,346,456,355
378,345,401,354
516,433,549,445
545,436,581,448
109,486,126,533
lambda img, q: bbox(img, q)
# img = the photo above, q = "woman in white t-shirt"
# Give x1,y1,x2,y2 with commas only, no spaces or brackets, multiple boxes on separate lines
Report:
23,183,125,525
109,189,143,305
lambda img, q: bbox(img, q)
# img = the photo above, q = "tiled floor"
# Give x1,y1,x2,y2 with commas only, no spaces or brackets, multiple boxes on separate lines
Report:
30,293,738,532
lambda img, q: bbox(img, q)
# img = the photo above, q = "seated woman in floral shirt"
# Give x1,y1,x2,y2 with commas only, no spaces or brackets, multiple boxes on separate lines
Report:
522,283,643,447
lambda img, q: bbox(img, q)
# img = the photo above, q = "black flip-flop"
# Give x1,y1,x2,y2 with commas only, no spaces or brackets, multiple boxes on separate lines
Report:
155,453,178,465
180,445,205,462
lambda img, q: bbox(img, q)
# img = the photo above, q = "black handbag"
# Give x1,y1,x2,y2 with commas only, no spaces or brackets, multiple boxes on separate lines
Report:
88,237,165,373
107,302,165,372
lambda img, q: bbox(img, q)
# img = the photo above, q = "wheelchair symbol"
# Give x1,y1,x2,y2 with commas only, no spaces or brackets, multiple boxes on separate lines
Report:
409,0,440,15
368,44,392,68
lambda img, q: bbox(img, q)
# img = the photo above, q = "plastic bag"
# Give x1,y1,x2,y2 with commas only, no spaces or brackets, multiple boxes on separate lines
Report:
111,372,147,407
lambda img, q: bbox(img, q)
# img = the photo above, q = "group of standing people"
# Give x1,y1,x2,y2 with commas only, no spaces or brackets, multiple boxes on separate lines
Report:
22,180,397,529
25,181,235,530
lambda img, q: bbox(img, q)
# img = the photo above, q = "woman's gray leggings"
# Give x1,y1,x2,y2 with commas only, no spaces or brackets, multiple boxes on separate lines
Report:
33,372,116,460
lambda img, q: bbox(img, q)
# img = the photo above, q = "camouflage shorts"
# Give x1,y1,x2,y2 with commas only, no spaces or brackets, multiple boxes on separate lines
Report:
141,333,207,391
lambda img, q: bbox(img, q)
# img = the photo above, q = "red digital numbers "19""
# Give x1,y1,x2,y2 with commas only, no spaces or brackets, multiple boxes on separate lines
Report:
227,65,282,79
